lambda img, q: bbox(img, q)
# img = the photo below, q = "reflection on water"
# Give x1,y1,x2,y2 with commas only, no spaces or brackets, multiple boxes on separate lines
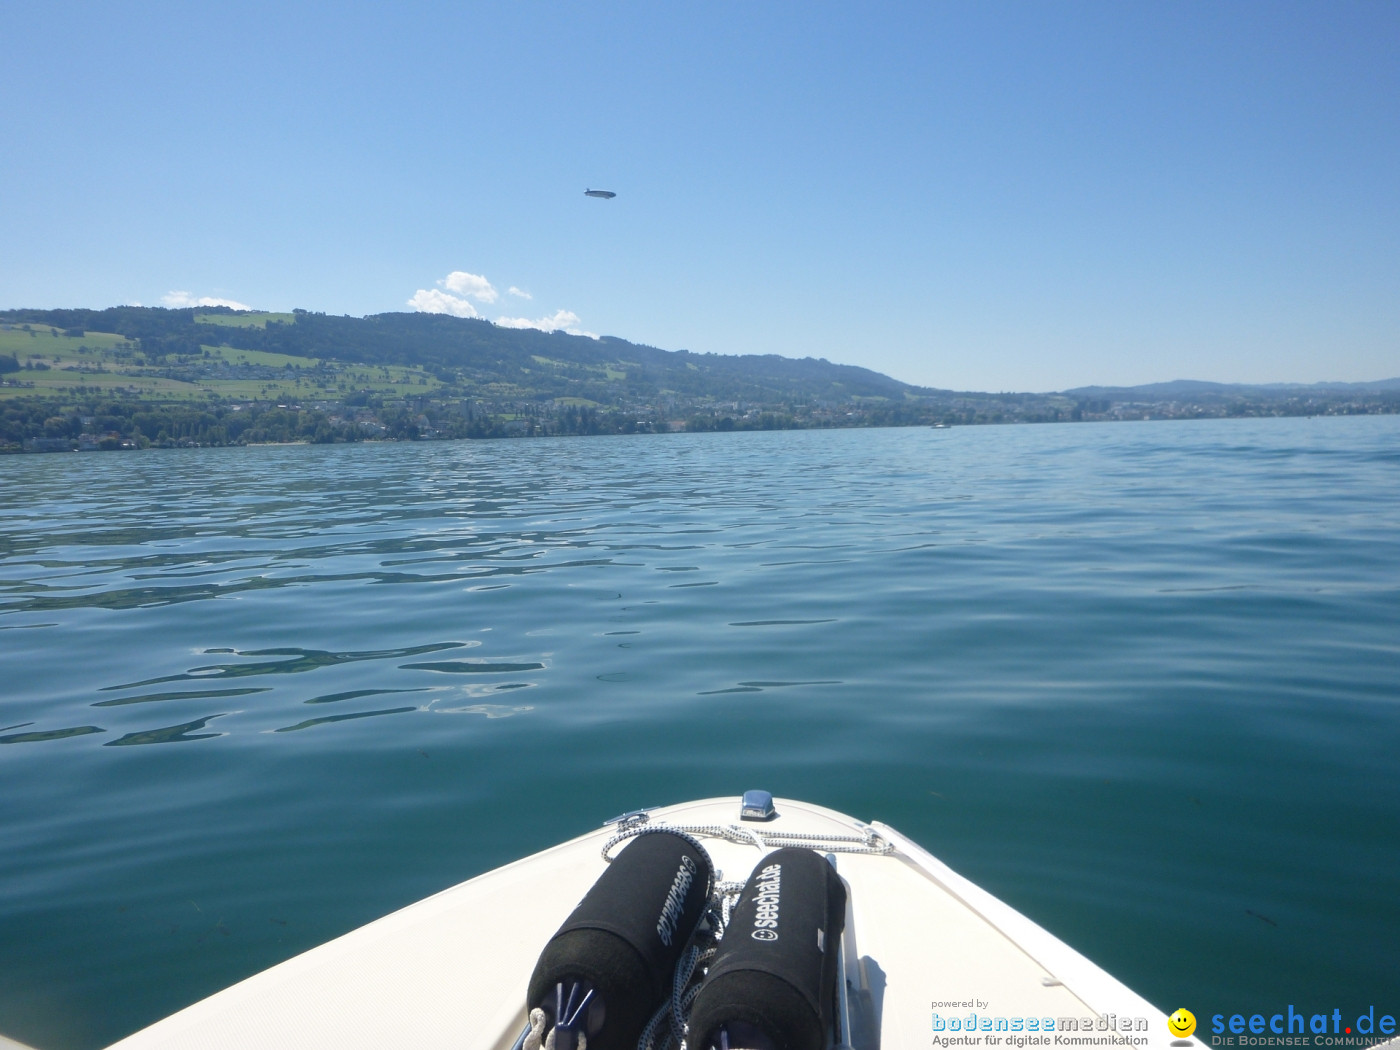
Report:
1,420,1399,1050
304,688,427,706
93,688,269,708
104,715,225,746
697,680,842,695
400,660,545,674
0,725,104,744
427,702,533,717
274,707,418,733
107,643,469,689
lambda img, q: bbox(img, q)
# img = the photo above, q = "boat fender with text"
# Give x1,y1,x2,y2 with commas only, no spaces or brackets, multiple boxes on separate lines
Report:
688,847,847,1050
525,830,714,1050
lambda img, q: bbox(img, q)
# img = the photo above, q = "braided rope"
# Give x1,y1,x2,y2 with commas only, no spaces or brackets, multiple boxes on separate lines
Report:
637,931,721,1050
604,819,894,863
605,811,893,1050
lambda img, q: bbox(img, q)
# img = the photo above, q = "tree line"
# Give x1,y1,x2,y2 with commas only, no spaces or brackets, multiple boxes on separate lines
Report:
0,306,926,405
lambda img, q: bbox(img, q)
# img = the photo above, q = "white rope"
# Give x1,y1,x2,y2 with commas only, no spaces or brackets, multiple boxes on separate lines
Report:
603,813,892,1050
603,818,894,864
523,1008,548,1050
635,879,741,1050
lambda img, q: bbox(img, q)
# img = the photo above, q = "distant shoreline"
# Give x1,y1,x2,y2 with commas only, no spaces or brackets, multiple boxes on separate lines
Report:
4,308,1396,453
7,403,1397,456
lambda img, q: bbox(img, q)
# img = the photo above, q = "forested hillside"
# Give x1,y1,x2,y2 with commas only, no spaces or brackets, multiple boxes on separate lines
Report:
0,306,969,449
0,306,927,404
2,306,1395,452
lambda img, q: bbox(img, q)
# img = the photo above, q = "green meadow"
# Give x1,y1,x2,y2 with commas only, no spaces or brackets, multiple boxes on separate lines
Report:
0,324,440,402
192,311,298,328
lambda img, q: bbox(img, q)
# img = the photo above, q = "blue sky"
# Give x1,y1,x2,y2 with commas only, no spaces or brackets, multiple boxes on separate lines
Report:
3,1,1396,392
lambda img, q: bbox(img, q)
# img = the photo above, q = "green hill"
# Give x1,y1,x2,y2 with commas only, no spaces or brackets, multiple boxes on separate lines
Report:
3,306,1394,452
0,306,981,449
0,306,934,406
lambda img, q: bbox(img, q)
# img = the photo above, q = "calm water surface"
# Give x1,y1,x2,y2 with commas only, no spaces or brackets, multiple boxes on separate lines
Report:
2,418,1398,1048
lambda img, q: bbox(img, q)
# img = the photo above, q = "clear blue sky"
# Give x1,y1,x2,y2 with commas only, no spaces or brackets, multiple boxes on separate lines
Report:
3,1,1396,392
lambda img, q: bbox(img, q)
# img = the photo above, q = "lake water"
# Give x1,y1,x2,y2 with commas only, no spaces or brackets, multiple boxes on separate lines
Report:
2,417,1398,1049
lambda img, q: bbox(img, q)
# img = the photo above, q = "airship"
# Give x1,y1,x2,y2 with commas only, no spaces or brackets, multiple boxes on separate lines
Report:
584,189,616,199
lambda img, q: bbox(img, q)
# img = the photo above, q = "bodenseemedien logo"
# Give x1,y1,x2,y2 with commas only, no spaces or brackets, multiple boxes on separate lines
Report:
930,1012,1149,1035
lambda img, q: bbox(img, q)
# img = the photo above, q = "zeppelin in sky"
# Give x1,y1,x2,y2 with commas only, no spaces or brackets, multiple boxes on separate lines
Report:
584,189,616,199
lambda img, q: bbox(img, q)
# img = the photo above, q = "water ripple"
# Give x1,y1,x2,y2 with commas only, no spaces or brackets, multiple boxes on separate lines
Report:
105,643,468,689
274,707,418,734
1,421,1398,1049
104,715,225,746
0,725,105,745
93,688,270,708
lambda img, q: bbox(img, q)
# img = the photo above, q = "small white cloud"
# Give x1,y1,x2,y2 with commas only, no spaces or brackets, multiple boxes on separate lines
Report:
408,271,594,335
162,290,252,310
408,288,479,317
495,309,597,339
441,271,498,303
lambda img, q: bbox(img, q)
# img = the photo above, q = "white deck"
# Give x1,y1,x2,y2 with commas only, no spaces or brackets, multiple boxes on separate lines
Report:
105,797,1210,1050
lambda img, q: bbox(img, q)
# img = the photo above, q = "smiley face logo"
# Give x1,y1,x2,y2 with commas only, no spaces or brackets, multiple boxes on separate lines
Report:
1169,1009,1196,1039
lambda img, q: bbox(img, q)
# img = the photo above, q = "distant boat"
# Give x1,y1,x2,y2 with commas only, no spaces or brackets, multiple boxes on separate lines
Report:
584,189,616,199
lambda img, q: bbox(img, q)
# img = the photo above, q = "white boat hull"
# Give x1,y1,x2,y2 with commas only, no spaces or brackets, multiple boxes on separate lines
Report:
104,797,1209,1050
